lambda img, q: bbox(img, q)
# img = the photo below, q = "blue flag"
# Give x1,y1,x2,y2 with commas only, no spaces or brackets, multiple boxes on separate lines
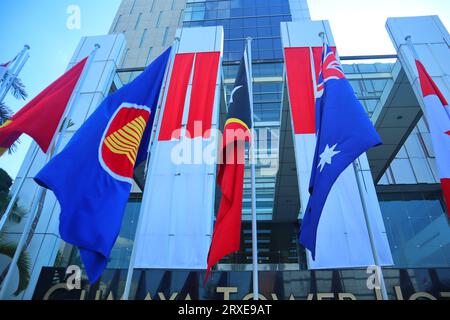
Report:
34,47,171,283
299,44,382,259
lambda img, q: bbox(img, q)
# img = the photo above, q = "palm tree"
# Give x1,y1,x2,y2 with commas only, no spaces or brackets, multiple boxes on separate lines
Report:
0,70,28,153
0,169,31,296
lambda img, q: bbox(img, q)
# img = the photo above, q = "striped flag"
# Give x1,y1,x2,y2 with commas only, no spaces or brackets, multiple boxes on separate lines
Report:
416,60,450,216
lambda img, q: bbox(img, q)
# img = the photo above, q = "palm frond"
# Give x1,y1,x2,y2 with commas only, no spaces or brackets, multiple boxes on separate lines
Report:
0,241,31,295
9,76,27,100
0,102,13,123
0,102,21,154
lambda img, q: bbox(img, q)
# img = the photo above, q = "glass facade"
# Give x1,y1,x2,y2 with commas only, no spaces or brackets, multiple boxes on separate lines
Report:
21,0,450,300
60,1,450,274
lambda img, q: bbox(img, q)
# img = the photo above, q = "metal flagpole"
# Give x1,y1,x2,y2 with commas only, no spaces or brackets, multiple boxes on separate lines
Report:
405,36,420,61
352,161,389,300
245,37,259,301
0,45,30,104
0,44,99,234
122,40,179,300
0,145,39,232
318,31,389,300
0,45,100,299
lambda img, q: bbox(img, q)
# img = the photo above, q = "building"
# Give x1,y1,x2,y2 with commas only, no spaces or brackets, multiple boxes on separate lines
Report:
0,0,449,300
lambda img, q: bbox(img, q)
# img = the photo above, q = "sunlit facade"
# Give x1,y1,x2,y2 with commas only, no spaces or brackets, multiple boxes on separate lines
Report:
1,0,449,300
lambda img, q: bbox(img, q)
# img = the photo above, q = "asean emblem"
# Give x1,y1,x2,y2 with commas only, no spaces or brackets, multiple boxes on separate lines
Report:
99,103,150,182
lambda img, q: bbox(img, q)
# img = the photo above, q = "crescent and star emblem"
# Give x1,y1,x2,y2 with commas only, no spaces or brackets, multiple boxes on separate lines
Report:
229,85,243,105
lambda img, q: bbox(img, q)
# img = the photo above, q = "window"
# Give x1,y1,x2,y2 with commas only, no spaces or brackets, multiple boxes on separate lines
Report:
114,15,122,32
379,191,450,268
139,28,147,48
162,27,169,46
156,11,163,27
135,13,142,30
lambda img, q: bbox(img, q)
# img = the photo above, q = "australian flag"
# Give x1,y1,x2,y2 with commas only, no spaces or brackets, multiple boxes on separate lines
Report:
299,44,382,259
34,47,171,284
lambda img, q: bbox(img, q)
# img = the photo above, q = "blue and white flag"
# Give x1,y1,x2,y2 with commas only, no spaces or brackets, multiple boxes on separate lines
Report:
35,47,171,283
299,44,382,259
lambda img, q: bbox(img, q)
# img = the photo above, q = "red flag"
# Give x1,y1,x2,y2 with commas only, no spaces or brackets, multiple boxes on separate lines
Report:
205,55,252,282
416,60,450,216
0,57,88,155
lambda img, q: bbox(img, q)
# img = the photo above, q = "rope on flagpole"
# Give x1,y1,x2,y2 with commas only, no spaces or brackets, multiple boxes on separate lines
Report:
0,44,100,300
246,36,259,301
122,38,180,300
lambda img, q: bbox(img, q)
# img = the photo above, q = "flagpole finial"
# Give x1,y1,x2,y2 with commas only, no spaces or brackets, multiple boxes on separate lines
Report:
94,44,101,49
319,32,326,45
24,45,30,50
246,36,253,42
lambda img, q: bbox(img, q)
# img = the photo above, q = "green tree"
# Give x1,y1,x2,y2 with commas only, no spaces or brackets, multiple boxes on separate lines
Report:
0,70,28,153
0,169,30,295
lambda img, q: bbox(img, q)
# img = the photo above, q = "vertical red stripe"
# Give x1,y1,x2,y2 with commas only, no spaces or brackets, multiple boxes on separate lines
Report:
284,47,315,134
441,178,450,218
158,53,195,141
186,52,221,139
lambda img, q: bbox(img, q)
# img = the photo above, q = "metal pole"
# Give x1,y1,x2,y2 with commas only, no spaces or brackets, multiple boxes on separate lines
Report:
0,45,99,299
0,45,30,104
405,36,420,60
122,40,179,300
246,37,259,301
353,161,389,300
0,145,39,232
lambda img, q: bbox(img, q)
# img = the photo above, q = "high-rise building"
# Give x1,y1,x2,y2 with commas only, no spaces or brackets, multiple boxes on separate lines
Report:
1,0,449,300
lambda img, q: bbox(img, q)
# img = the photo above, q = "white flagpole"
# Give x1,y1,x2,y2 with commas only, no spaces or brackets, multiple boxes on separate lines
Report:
122,40,179,300
0,145,39,232
0,45,100,299
0,45,30,104
352,161,389,300
245,37,259,301
0,45,99,242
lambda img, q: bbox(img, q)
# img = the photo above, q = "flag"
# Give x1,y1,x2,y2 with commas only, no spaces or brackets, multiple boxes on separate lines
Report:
0,54,18,80
34,47,171,284
206,54,252,281
299,44,382,259
415,59,450,216
0,57,88,156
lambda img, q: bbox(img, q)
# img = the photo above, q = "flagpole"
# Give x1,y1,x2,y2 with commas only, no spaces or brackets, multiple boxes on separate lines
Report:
0,45,100,299
404,36,420,60
352,161,389,300
122,40,179,300
245,37,259,301
0,45,30,104
0,145,39,233
0,44,99,235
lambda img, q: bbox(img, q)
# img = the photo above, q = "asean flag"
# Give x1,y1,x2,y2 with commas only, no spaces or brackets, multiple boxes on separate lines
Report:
416,60,450,217
34,48,171,284
0,57,88,155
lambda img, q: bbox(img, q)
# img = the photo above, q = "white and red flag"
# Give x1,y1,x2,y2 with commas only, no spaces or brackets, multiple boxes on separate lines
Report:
416,60,450,216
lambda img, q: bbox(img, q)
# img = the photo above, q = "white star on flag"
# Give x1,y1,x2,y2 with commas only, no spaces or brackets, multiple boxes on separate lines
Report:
317,143,340,172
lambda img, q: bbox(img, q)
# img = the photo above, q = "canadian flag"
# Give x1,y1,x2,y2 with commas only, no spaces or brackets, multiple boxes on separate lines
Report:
416,60,450,216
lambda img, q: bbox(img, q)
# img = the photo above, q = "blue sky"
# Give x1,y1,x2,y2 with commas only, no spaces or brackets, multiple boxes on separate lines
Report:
0,0,449,179
0,0,121,178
